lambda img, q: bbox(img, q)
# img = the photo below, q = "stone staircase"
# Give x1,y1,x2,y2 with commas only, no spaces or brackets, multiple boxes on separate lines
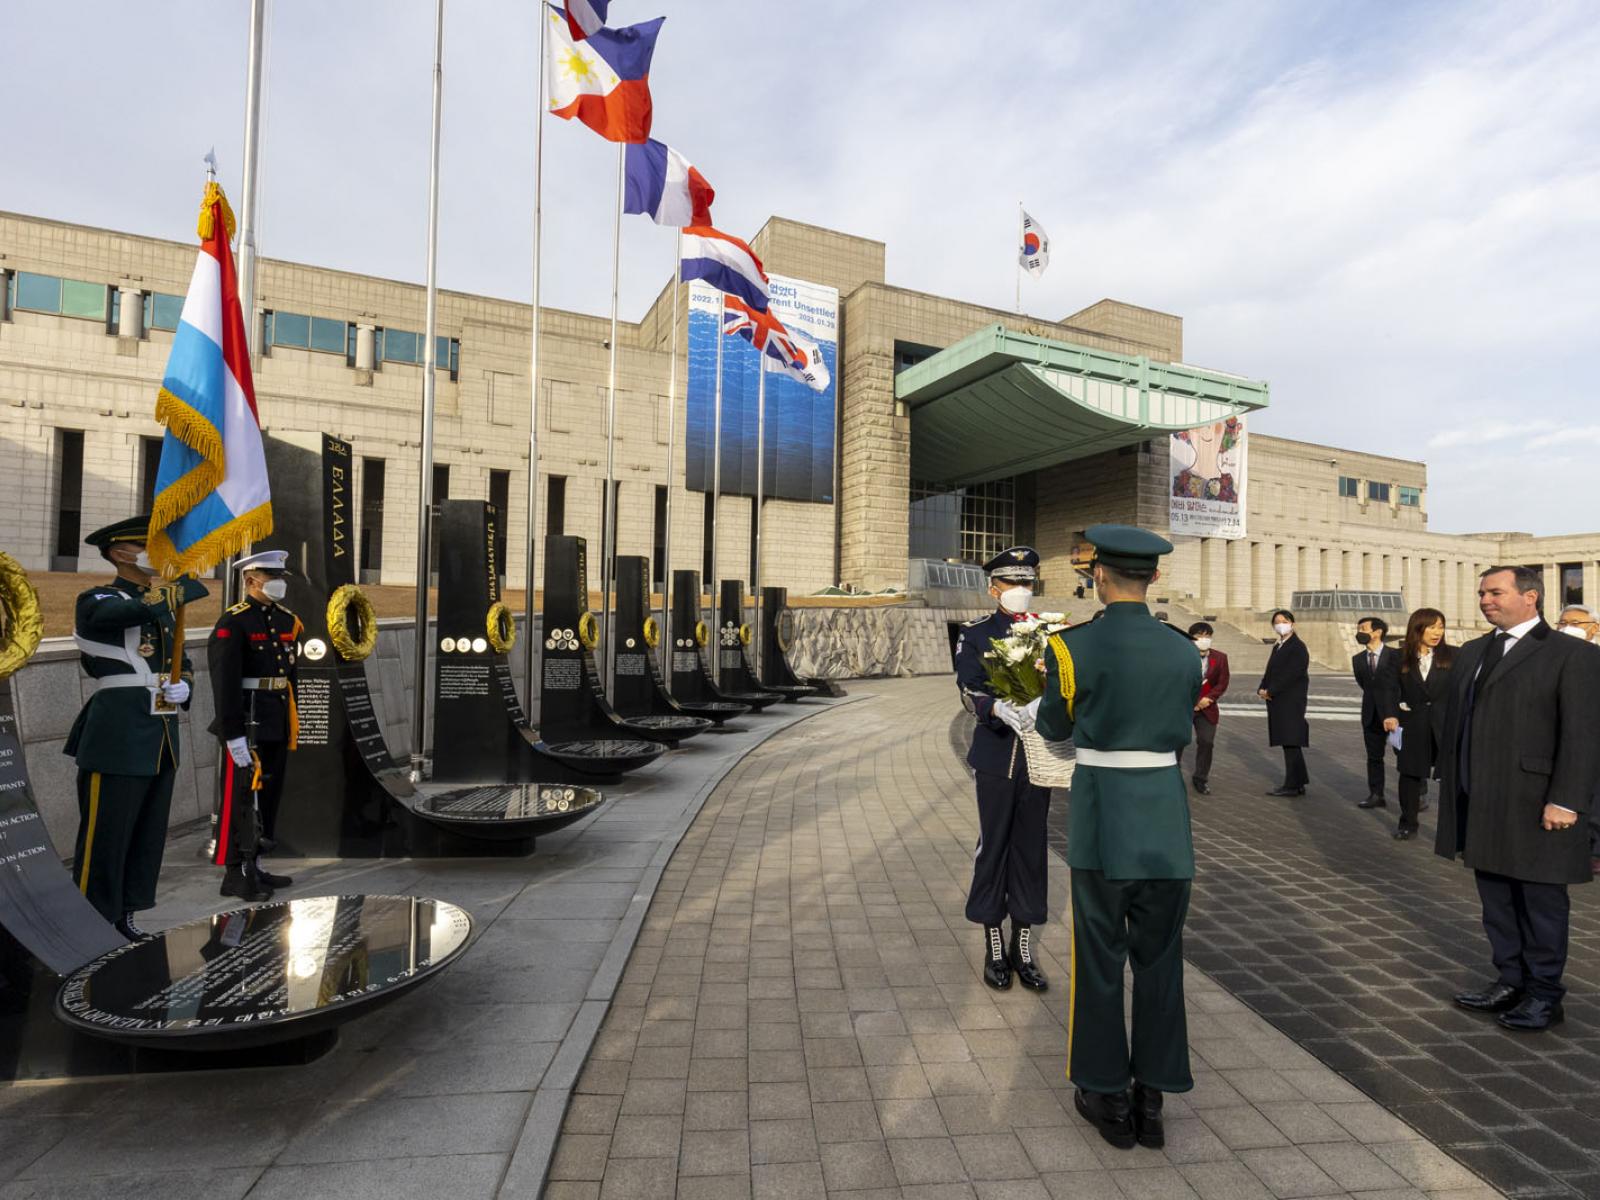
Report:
1155,598,1277,677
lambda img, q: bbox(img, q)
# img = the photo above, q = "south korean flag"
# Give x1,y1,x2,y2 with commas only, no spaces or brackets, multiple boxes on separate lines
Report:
1019,211,1050,277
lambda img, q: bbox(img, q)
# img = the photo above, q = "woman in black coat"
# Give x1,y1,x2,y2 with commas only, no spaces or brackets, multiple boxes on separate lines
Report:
1258,609,1311,796
1378,607,1453,841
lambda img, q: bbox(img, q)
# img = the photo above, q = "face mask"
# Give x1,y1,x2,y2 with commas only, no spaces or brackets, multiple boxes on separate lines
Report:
1354,631,1370,646
1274,622,1293,637
1562,624,1591,640
133,550,153,571
998,586,1033,615
1194,637,1212,652
262,578,288,602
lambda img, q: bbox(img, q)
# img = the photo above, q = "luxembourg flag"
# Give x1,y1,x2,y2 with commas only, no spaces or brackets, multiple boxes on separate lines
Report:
680,226,768,313
146,182,272,577
547,4,662,143
722,296,831,392
624,139,715,227
563,0,608,40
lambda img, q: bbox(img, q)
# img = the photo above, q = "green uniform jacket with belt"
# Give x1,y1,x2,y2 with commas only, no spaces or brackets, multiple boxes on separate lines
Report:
62,576,207,775
1036,602,1201,880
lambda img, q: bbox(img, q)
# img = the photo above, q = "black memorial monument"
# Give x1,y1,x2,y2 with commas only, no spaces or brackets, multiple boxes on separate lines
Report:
760,586,844,698
668,570,768,715
608,557,716,741
714,581,783,710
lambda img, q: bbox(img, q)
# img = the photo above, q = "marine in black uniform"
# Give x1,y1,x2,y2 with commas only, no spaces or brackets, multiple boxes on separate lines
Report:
64,516,207,937
208,550,301,901
953,546,1050,992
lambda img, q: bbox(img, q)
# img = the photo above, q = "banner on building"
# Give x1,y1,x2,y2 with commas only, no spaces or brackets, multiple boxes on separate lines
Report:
686,273,838,504
1169,416,1247,539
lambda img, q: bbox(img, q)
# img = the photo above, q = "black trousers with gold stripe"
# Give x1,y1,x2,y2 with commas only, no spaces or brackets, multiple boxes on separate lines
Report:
1068,869,1193,1094
73,764,176,923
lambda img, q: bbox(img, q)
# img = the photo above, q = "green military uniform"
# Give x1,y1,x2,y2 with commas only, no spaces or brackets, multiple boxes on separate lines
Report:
1036,525,1200,1114
63,516,207,929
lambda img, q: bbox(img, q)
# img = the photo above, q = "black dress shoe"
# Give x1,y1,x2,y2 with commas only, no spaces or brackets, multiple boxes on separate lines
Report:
1266,786,1306,797
1358,794,1387,809
1074,1088,1135,1149
1009,925,1048,991
257,837,278,855
115,913,154,941
1192,780,1211,795
1497,996,1563,1032
256,868,294,888
1454,982,1524,1013
220,866,274,903
982,926,1011,991
1130,1082,1164,1148
1392,828,1413,841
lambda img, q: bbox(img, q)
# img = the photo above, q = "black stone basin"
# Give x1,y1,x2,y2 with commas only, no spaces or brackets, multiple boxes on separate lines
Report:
414,783,604,837
55,895,471,1051
618,713,717,743
670,700,751,726
539,738,665,775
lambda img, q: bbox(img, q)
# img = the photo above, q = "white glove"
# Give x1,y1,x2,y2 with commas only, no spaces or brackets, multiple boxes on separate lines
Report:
993,699,1033,734
160,679,191,705
226,737,252,768
1021,696,1041,726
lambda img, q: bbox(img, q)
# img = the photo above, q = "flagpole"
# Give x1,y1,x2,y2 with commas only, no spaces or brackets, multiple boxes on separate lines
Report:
522,1,547,708
600,141,624,692
661,233,681,673
709,298,724,624
753,354,766,680
1015,201,1023,315
409,0,445,782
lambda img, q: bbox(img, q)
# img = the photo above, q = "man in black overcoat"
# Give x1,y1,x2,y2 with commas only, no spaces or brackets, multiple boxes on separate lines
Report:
1258,609,1310,796
1353,616,1400,808
1436,566,1600,1031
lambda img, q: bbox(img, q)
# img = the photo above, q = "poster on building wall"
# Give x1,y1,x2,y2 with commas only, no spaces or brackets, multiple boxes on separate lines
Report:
685,274,838,504
1169,416,1247,539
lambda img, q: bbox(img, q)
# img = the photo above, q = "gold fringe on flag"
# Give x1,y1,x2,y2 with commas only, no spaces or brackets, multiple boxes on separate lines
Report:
196,181,237,243
147,501,274,582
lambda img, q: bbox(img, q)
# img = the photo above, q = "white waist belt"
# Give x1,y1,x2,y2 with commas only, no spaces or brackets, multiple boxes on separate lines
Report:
92,675,156,693
242,677,291,691
1074,748,1177,769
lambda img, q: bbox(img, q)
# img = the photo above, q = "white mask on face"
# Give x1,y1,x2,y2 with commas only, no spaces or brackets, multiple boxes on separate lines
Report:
1194,637,1212,652
262,578,288,602
133,550,153,571
1273,622,1293,637
1561,624,1591,640
998,586,1033,615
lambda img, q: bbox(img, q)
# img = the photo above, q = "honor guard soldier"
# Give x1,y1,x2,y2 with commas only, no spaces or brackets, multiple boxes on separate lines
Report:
954,545,1051,992
208,550,301,901
64,516,207,938
1036,524,1201,1152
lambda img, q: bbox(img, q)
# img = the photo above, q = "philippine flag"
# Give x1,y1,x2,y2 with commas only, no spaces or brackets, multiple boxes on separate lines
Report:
624,140,715,227
564,0,608,40
680,226,769,313
722,296,831,392
147,182,272,577
547,5,662,144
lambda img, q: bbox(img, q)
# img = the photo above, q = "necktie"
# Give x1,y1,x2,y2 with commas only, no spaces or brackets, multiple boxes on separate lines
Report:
1368,652,1377,674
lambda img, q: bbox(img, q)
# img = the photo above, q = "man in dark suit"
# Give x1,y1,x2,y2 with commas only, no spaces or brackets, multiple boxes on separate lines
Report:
1353,617,1401,809
1258,609,1310,796
1179,622,1229,795
1436,566,1600,1032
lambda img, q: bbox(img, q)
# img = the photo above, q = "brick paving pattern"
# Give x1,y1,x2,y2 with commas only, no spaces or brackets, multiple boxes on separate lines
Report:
549,677,1501,1200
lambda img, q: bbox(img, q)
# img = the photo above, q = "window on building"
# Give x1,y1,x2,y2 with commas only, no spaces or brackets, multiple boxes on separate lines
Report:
139,436,163,513
546,475,566,539
360,457,386,581
310,316,347,354
378,329,460,380
1398,485,1421,507
1561,563,1583,607
909,479,962,561
489,469,510,581
107,289,121,335
53,429,85,568
702,492,715,583
652,485,668,591
273,310,311,349
960,478,1016,566
893,341,940,375
144,292,183,332
1367,481,1391,504
428,464,450,579
1337,476,1360,498
14,272,108,321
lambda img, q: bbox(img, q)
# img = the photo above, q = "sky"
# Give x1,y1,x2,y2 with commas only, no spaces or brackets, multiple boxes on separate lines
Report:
3,0,1595,536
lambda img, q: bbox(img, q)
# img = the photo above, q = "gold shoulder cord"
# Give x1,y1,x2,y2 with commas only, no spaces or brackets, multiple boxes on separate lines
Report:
1047,633,1076,720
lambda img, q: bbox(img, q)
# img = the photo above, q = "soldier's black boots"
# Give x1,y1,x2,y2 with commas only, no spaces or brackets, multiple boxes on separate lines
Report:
1131,1082,1165,1148
115,912,153,941
1009,925,1048,991
220,862,274,902
1074,1088,1136,1149
982,925,1011,990
256,867,294,889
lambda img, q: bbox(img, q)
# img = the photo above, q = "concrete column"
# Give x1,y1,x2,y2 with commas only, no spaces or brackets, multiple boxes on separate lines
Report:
1277,544,1298,600
1252,542,1276,611
1584,561,1600,608
1201,538,1227,610
1544,561,1562,617
355,324,377,370
117,286,143,338
1225,538,1247,610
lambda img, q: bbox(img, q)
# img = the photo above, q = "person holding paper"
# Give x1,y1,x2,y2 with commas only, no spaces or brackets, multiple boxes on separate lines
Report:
1379,609,1454,841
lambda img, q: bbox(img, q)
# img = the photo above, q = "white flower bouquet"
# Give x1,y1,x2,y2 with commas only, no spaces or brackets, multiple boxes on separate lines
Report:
981,613,1077,788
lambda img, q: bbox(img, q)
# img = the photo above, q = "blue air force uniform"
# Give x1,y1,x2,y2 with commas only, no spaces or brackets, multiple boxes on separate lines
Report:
955,545,1051,992
63,516,207,933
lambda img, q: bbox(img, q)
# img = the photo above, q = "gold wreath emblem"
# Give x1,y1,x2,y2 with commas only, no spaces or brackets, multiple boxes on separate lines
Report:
693,620,709,648
738,623,753,647
642,615,660,649
0,552,45,682
326,584,378,661
776,610,795,654
486,601,516,654
577,611,600,651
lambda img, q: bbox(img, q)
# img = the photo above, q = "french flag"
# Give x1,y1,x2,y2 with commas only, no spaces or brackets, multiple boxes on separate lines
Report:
624,140,715,227
147,182,272,577
723,296,831,392
547,5,661,144
680,226,768,313
564,0,608,40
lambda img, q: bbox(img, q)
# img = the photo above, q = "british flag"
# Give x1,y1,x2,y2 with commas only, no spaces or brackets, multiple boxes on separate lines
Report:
721,295,831,392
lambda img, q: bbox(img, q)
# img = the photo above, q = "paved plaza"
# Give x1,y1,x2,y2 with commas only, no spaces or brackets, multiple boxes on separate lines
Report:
7,675,1600,1198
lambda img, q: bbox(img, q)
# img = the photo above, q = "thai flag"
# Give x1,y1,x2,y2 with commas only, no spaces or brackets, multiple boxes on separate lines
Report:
564,0,608,40
680,226,768,313
147,183,272,577
547,5,661,143
625,140,715,227
722,296,831,393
